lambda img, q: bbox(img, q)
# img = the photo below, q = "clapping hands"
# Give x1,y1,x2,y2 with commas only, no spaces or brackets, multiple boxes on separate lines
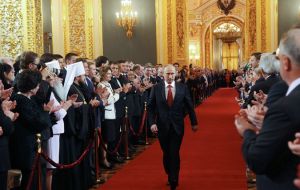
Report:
1,98,19,121
252,90,267,105
245,104,267,130
44,99,61,113
68,94,83,108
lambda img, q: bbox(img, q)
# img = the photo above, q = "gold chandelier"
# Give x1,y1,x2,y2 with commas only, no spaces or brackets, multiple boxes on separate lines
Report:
115,0,138,39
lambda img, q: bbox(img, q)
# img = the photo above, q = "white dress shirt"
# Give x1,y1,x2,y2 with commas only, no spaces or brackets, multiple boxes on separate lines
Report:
164,81,175,99
286,77,300,96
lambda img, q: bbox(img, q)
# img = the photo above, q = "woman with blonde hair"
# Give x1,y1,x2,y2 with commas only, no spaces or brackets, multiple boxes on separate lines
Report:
97,66,120,168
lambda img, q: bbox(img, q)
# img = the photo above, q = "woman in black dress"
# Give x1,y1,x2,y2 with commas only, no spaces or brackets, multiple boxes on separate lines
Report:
10,70,52,190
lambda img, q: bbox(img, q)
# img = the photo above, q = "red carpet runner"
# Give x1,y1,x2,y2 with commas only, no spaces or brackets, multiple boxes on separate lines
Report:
99,88,247,190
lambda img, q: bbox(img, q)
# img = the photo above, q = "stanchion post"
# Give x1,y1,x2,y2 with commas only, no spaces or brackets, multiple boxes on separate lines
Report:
124,106,131,160
37,134,42,154
36,134,42,190
94,128,101,183
144,102,149,145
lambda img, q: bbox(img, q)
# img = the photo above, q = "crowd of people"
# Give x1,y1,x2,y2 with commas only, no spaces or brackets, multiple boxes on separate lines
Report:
0,51,225,190
234,27,300,190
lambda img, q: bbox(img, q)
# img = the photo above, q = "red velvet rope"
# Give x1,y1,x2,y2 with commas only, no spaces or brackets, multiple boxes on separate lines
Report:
26,153,41,190
98,129,124,155
128,110,147,137
40,138,93,169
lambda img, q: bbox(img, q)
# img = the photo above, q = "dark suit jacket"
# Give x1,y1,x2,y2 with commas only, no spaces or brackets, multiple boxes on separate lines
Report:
148,82,198,136
110,77,127,118
265,80,288,108
243,74,279,108
242,84,300,190
10,94,52,170
0,108,14,172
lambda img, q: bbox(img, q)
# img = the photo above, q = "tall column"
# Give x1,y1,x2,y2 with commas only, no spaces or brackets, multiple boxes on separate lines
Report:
156,0,188,65
51,0,64,55
245,0,278,58
52,0,103,58
155,0,168,65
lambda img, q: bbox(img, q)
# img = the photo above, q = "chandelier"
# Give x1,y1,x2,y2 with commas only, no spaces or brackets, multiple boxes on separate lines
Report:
213,23,241,40
115,0,138,39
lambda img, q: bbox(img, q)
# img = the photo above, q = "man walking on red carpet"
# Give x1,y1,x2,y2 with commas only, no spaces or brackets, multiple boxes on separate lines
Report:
148,64,198,190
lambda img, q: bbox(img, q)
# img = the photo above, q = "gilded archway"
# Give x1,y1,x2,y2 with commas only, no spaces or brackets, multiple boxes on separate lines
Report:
203,16,244,70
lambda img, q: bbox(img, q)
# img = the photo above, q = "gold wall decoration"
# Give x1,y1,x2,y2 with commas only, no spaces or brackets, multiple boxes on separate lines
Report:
205,16,244,69
67,0,87,57
175,0,188,65
261,0,267,52
0,0,43,58
24,0,43,55
0,0,24,58
54,0,99,58
155,0,189,65
176,0,184,49
86,18,94,59
204,27,210,68
85,0,94,59
34,0,43,55
189,23,201,37
246,0,257,57
167,0,173,64
188,0,246,66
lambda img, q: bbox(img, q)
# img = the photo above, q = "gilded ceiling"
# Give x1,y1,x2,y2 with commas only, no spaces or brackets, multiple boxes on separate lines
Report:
188,0,246,40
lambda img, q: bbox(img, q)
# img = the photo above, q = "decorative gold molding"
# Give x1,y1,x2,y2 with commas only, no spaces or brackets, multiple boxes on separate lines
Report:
68,0,86,57
167,0,173,63
63,0,69,54
261,0,267,52
35,0,43,55
175,0,187,64
0,0,24,57
85,0,93,58
176,0,184,49
0,0,43,57
205,27,210,68
25,0,43,55
246,0,256,57
25,0,35,52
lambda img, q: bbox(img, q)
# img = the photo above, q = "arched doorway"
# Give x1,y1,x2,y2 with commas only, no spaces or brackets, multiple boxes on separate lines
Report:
204,16,244,70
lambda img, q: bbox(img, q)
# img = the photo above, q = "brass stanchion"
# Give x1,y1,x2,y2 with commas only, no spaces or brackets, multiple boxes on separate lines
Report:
94,128,101,184
36,134,42,190
144,102,149,145
124,106,131,160
36,134,42,154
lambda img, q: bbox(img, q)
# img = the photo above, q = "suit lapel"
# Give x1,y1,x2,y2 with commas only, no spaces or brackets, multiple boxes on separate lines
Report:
160,82,166,101
173,82,180,103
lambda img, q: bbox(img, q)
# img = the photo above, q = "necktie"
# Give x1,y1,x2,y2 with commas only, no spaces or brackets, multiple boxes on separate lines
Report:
167,85,173,107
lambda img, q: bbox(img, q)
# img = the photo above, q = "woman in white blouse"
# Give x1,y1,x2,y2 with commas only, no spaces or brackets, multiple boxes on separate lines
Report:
97,66,120,168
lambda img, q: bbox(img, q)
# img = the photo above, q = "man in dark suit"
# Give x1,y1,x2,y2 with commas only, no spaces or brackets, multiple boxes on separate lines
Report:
148,64,198,190
235,28,300,190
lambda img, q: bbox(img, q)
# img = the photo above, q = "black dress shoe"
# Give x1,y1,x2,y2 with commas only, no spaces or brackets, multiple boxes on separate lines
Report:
100,161,113,169
111,156,125,163
170,185,177,190
169,181,178,190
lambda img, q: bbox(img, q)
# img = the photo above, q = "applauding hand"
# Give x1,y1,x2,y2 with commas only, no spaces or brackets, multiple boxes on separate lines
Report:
150,124,158,134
